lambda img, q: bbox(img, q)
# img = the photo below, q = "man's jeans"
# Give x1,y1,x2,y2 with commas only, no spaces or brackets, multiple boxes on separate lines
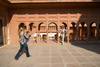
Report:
15,43,30,59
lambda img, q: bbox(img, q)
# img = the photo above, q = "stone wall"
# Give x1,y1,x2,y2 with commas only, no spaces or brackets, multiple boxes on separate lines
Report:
8,8,100,44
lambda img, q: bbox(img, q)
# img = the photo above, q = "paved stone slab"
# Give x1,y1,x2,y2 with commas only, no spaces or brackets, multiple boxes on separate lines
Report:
0,44,100,67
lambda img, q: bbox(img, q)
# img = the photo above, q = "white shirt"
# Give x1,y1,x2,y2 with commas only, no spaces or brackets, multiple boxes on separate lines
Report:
60,29,66,33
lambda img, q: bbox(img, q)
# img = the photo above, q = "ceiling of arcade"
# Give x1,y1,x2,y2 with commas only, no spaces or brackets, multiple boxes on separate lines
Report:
0,0,99,9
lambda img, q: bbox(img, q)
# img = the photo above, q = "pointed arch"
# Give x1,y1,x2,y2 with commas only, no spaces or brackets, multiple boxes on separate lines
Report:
18,23,26,30
38,22,46,31
90,22,97,40
48,22,57,32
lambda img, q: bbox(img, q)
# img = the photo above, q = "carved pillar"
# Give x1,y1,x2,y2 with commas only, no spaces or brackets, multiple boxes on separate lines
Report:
66,26,68,42
46,31,48,43
36,30,38,43
2,18,6,45
46,24,48,43
39,31,41,41
79,27,81,40
46,14,48,43
57,14,60,43
66,22,70,43
72,24,75,40
36,14,38,43
26,14,29,31
98,24,100,40
73,25,75,40
57,32,59,43
76,24,79,41
87,23,90,42
57,25,59,43
94,27,96,40
96,23,99,41
81,24,84,40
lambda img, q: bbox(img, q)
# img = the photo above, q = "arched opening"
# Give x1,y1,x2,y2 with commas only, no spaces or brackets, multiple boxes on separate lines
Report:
60,22,67,29
19,23,26,30
78,22,87,41
48,22,57,32
48,22,58,42
38,23,46,31
60,22,67,42
70,22,76,41
29,23,36,42
29,23,34,31
38,22,46,42
90,22,97,40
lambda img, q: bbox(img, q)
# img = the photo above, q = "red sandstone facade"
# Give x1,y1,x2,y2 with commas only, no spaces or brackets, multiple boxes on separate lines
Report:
0,0,100,45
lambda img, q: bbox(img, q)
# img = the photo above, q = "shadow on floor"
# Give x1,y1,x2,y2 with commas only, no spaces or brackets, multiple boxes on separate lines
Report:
70,43,100,54
0,44,3,47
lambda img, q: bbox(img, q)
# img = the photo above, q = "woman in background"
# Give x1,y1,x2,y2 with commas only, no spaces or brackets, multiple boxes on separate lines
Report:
60,25,66,45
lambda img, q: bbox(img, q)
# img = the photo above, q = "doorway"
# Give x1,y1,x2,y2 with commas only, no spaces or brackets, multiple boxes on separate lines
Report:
0,20,3,45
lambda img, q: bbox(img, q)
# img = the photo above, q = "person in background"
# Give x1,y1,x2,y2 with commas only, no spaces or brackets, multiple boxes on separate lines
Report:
15,26,30,60
60,25,66,45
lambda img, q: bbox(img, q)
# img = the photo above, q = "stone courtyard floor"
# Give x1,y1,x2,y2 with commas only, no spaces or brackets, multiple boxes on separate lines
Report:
0,43,100,67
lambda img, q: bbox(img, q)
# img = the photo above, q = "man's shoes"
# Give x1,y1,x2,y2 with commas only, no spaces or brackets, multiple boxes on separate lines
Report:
27,55,31,58
14,58,18,60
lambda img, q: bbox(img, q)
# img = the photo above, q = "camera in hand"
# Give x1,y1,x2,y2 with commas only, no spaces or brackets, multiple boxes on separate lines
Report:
26,31,29,34
29,35,31,37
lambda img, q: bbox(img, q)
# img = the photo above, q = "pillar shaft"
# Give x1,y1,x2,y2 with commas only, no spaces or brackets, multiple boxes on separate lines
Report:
57,31,59,43
87,25,90,41
46,31,48,43
76,26,79,41
72,25,75,40
81,25,84,40
36,14,38,43
57,14,60,43
96,24,99,41
67,24,69,43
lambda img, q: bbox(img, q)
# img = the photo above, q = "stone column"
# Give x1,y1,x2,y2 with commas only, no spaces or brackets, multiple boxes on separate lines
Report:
81,24,84,40
80,27,82,40
57,14,60,43
67,13,70,43
98,24,100,40
36,14,38,43
46,14,48,43
26,14,29,31
76,24,79,42
67,23,69,43
94,28,96,40
46,31,48,43
6,13,10,45
73,25,76,40
36,30,38,43
96,23,99,41
2,18,6,45
39,31,40,41
87,23,90,42
72,24,75,40
46,25,48,43
57,26,59,43
66,26,68,42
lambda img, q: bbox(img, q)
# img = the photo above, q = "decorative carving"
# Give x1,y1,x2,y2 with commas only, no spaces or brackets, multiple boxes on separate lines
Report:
70,16,77,19
18,17,26,19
